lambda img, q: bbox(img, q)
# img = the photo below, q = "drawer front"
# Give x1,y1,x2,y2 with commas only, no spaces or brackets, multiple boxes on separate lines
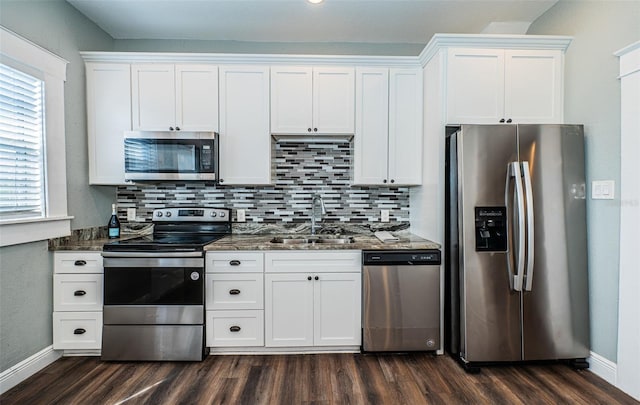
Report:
206,273,263,310
54,274,103,311
54,252,103,274
206,252,264,273
53,312,103,350
265,250,361,273
206,310,264,347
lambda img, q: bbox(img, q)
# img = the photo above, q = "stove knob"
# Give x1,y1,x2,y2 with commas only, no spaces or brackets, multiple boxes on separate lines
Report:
190,272,200,281
220,212,226,218
156,212,163,217
211,212,217,217
165,211,172,217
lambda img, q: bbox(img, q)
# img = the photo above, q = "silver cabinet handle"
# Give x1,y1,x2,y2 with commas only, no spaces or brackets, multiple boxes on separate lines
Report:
521,161,535,291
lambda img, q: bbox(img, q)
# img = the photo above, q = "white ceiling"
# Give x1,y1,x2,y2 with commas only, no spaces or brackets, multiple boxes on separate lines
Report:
66,0,558,46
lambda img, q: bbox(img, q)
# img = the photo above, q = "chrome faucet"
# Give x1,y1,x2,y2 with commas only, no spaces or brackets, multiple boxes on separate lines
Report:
310,194,326,235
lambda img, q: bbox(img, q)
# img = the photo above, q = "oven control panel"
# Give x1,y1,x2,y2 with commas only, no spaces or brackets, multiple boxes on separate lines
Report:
153,207,230,222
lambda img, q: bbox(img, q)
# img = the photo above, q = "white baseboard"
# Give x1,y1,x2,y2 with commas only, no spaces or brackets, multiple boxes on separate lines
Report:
0,346,61,395
588,351,617,386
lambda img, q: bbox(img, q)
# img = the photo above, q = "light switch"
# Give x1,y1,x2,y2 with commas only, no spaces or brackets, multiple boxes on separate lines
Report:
591,180,615,200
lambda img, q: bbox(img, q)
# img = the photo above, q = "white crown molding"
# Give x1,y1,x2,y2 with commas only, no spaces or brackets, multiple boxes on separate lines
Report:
80,51,421,67
418,34,573,66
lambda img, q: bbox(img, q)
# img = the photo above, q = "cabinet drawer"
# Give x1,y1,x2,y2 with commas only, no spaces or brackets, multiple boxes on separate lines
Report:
54,252,103,274
265,250,361,273
53,312,103,350
206,273,263,310
206,310,264,347
54,274,103,311
206,252,264,273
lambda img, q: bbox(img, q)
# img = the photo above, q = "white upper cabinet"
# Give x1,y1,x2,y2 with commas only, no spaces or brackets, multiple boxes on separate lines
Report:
353,67,422,186
503,50,563,124
388,68,423,185
446,48,563,124
132,64,218,132
86,62,131,185
175,65,219,131
218,65,271,185
271,66,355,135
354,68,389,185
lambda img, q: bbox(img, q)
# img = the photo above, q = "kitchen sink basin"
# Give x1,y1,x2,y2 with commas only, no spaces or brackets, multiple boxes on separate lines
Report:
270,236,355,245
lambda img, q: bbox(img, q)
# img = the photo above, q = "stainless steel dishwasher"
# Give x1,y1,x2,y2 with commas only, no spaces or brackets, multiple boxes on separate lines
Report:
362,249,441,351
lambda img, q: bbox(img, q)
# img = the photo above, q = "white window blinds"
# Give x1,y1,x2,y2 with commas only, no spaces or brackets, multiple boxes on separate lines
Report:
0,63,46,219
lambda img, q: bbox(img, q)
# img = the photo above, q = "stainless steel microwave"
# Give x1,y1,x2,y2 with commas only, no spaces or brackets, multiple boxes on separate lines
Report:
124,131,218,181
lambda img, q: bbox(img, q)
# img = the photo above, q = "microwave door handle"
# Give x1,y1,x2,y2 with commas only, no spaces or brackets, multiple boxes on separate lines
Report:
521,161,535,291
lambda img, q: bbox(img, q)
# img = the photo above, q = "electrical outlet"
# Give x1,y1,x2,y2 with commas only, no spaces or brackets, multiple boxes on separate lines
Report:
236,209,246,222
127,208,136,221
381,210,390,223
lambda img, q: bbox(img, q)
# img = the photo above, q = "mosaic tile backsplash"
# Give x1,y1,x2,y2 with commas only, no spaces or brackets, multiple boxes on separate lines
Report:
116,140,409,224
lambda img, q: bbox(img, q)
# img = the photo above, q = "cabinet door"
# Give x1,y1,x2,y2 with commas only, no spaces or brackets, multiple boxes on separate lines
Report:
132,64,176,130
219,65,271,184
504,50,563,124
313,67,355,134
265,273,314,347
86,63,131,185
353,68,389,185
388,68,423,185
446,48,505,124
270,66,313,134
313,272,361,346
176,64,219,131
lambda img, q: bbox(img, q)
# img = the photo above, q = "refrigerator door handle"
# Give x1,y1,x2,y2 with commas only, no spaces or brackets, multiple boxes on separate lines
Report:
505,162,525,292
521,161,535,291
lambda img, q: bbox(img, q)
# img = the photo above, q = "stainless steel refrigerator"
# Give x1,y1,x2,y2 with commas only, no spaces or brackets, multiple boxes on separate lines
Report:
445,124,590,370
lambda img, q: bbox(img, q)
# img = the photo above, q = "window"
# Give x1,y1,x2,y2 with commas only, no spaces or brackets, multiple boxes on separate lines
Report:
0,26,70,247
0,63,46,220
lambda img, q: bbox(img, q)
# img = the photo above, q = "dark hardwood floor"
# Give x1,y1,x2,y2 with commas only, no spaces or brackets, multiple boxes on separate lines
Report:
1,353,637,405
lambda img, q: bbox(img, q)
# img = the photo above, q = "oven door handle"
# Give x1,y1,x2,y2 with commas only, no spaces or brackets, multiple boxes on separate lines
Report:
101,251,203,258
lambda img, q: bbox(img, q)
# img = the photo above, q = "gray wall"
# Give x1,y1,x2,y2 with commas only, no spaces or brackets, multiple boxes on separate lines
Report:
529,0,640,362
0,0,113,372
112,39,423,56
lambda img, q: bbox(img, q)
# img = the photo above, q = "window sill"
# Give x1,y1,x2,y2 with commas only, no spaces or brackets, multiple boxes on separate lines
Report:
0,216,73,247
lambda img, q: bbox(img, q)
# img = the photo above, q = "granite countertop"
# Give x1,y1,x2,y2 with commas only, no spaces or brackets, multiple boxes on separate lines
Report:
204,231,440,251
49,224,440,251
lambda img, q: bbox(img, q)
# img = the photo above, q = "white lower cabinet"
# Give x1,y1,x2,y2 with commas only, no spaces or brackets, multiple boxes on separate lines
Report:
264,251,361,348
53,312,103,350
206,310,264,347
52,252,104,352
205,251,265,348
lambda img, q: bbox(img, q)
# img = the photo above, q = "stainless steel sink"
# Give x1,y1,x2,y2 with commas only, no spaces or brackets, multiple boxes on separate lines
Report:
270,236,355,244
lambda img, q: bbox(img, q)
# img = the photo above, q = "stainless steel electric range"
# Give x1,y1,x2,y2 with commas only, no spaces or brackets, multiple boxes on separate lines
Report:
101,207,231,361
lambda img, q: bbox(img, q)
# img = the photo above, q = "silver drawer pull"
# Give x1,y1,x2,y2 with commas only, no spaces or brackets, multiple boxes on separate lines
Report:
229,260,241,266
229,326,241,332
73,328,86,335
74,290,87,296
229,289,241,295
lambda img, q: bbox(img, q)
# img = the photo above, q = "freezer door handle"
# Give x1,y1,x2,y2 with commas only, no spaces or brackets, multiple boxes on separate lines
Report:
521,161,535,291
505,162,525,291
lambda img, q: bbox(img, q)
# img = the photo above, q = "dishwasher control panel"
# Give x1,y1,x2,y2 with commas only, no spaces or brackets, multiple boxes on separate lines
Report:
363,250,441,266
